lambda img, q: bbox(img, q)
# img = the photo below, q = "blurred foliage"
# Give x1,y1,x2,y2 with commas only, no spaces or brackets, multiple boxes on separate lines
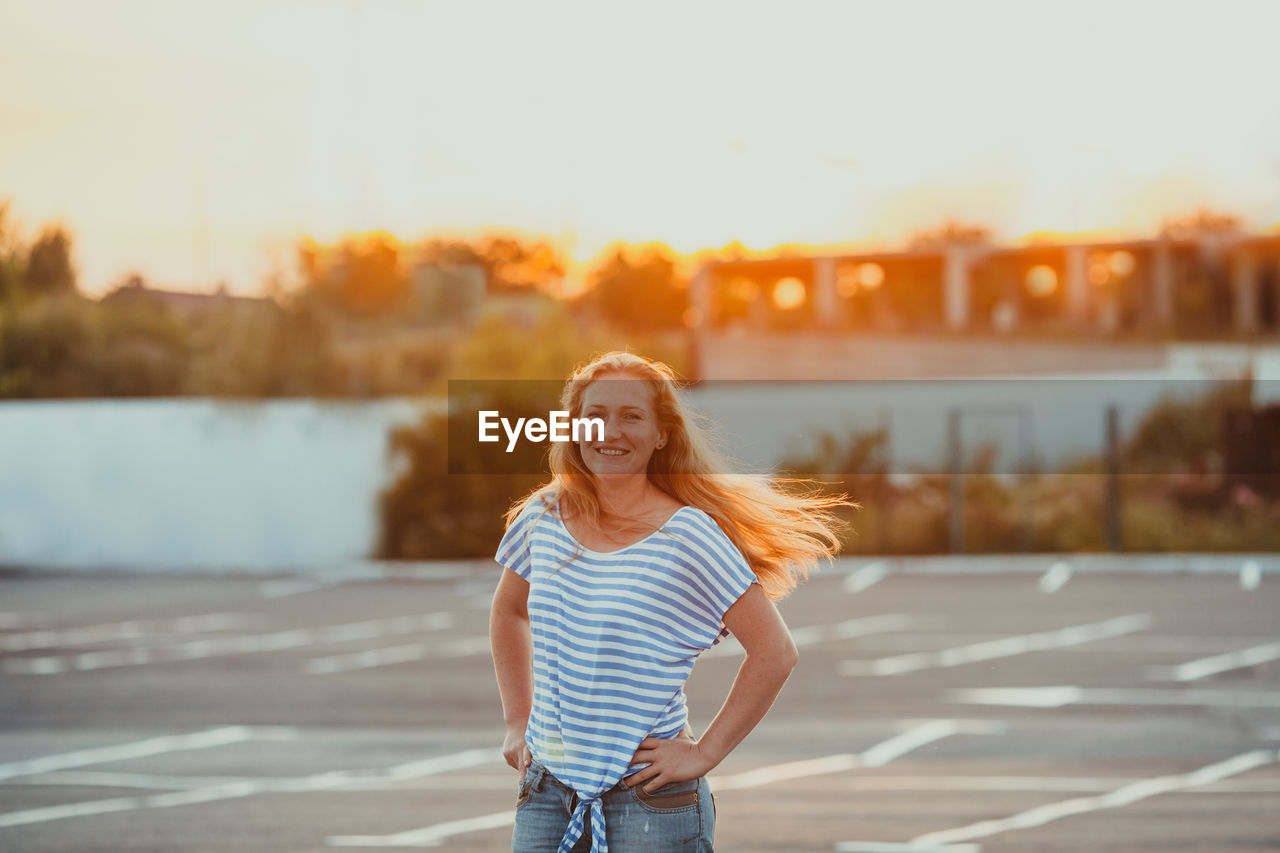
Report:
181,293,346,397
418,236,563,296
24,225,77,296
377,391,548,560
376,301,695,558
0,293,190,397
779,379,1277,554
1121,380,1250,474
299,233,410,318
579,245,687,332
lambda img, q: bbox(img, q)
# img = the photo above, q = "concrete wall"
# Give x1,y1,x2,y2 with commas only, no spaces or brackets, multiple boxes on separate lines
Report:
0,398,432,571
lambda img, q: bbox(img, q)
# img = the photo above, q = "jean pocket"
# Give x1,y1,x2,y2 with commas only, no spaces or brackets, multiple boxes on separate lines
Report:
630,777,701,813
516,767,534,808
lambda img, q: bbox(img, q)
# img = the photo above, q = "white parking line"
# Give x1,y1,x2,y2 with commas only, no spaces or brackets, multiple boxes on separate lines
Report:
4,613,455,674
1143,641,1280,682
715,719,1007,791
706,614,928,659
909,749,1278,847
949,686,1280,709
326,720,1005,847
843,562,889,594
0,726,294,783
0,746,498,829
330,810,518,848
852,633,1272,655
0,611,48,629
841,614,1151,676
836,843,979,853
0,612,256,652
308,635,494,674
1038,561,1072,594
16,769,1280,795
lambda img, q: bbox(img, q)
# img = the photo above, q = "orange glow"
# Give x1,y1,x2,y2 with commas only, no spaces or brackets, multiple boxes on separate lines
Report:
1016,228,1136,246
857,263,885,290
772,277,806,310
836,264,860,298
1088,253,1111,286
1026,265,1058,296
1109,251,1136,277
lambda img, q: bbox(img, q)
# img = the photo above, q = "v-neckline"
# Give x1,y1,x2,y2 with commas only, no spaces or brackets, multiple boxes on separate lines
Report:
556,506,691,556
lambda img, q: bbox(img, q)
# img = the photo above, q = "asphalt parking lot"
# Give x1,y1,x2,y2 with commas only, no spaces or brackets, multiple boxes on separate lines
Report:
1,555,1277,852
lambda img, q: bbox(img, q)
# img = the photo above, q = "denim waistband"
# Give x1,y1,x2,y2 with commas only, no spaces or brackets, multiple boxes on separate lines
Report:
526,755,632,796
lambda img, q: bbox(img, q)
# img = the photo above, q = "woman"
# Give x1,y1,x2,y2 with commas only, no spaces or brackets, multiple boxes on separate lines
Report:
489,352,849,852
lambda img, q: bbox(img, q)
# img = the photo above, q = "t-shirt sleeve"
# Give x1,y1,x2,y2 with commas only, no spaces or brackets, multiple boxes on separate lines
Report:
495,497,543,581
683,512,761,648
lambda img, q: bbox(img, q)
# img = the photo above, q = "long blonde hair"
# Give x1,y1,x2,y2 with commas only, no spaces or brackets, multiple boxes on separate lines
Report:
505,352,853,599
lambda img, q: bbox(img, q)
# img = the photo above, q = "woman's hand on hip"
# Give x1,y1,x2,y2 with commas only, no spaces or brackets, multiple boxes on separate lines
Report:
623,736,714,792
502,724,531,771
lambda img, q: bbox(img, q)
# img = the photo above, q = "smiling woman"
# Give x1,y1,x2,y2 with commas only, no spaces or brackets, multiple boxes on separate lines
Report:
488,351,853,852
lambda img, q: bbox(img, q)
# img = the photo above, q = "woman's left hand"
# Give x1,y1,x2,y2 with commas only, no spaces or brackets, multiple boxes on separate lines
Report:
623,735,715,793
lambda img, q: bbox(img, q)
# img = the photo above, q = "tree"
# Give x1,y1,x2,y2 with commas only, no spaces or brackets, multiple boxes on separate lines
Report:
24,225,76,296
417,235,563,294
582,246,687,331
0,202,24,302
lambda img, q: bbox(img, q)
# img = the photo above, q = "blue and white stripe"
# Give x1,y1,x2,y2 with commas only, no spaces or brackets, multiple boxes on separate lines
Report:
496,495,759,853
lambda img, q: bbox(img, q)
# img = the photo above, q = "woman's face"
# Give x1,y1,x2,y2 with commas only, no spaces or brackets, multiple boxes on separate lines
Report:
577,371,667,481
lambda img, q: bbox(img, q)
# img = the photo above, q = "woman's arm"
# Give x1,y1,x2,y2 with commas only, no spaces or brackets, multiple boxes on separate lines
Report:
625,583,799,790
489,564,534,769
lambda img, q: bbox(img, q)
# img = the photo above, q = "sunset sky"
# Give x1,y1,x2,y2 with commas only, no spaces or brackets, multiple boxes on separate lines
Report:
3,0,1279,296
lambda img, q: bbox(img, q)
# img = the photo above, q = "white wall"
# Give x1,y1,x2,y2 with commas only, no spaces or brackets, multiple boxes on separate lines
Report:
0,399,433,571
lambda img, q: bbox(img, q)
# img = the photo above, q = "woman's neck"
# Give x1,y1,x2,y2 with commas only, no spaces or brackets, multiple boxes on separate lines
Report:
593,476,654,519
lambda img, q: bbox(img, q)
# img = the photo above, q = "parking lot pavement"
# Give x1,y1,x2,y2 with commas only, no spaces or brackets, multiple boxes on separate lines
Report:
0,556,1277,852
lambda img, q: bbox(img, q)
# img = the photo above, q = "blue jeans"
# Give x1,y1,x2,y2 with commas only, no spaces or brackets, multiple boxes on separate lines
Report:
512,755,716,852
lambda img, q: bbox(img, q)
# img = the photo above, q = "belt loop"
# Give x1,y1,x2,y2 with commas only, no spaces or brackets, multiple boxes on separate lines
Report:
530,759,547,793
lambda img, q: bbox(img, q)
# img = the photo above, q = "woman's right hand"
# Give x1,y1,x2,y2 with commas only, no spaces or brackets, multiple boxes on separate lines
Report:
503,724,531,771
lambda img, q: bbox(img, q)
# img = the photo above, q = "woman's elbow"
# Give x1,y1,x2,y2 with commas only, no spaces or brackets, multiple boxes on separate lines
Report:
781,640,800,671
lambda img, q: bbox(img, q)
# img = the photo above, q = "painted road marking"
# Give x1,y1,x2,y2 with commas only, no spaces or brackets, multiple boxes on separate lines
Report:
1143,641,1280,682
851,633,1274,655
949,686,1280,709
0,726,293,783
841,614,1151,676
0,612,256,653
909,749,1278,847
14,769,1280,795
326,720,1004,847
1038,561,1072,594
308,635,494,674
706,614,930,659
330,810,518,848
0,746,497,829
4,613,455,674
843,562,889,594
0,611,48,629
714,719,1007,790
836,843,979,853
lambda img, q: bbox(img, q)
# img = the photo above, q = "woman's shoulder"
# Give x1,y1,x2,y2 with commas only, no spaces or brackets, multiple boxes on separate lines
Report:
667,503,729,540
511,490,559,525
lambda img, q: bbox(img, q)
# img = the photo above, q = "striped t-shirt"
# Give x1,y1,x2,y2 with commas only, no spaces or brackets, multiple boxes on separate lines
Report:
496,493,760,853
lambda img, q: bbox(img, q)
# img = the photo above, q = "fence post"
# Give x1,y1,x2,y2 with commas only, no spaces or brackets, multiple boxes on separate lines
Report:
1105,405,1122,551
948,407,964,554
